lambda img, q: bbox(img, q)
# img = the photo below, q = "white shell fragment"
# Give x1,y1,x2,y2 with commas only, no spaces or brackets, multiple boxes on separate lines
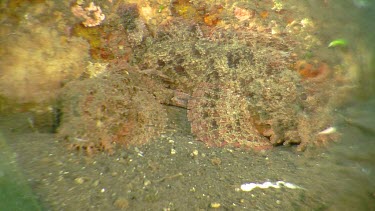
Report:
318,126,337,135
240,181,303,192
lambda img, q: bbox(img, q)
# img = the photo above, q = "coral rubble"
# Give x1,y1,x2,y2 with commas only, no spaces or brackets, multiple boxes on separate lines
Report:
71,1,105,27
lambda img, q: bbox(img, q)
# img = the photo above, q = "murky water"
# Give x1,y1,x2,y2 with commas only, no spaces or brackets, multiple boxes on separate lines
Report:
0,0,374,210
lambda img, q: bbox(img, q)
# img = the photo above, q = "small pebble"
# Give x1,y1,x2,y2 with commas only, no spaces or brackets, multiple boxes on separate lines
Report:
114,197,129,209
192,149,199,156
93,180,100,187
211,157,221,166
210,202,221,208
74,177,85,184
144,180,151,186
170,148,176,155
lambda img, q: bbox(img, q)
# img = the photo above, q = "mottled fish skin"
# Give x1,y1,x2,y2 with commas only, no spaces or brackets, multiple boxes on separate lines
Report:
188,81,273,149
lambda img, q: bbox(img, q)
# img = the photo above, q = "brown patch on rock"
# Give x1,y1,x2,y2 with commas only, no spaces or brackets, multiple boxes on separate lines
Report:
295,60,331,82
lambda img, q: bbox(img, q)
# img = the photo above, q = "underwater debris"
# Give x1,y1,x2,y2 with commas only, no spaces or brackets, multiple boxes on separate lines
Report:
272,0,284,12
295,60,331,82
318,126,337,135
240,181,303,192
259,10,269,19
234,7,254,22
71,2,105,27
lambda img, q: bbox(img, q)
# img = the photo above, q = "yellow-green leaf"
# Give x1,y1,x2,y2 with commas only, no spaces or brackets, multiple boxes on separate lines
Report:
328,39,348,48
